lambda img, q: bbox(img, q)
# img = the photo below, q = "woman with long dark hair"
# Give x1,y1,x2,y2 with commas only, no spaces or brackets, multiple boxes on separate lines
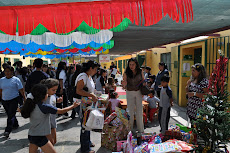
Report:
186,63,208,125
71,64,82,88
75,60,100,153
0,65,26,137
70,64,82,119
154,62,169,97
122,58,144,135
56,61,68,118
67,65,75,101
67,65,75,89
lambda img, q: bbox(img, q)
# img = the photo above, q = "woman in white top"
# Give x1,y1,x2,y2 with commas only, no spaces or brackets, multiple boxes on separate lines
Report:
56,61,68,118
75,60,100,153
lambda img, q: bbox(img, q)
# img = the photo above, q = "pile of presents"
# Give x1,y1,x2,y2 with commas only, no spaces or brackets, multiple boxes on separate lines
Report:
101,107,130,151
101,120,197,152
164,124,197,144
112,131,195,153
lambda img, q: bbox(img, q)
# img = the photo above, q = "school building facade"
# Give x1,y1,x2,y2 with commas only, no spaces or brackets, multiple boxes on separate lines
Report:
114,30,230,107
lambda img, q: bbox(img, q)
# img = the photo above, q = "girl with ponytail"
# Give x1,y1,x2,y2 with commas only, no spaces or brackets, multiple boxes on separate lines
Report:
21,84,79,153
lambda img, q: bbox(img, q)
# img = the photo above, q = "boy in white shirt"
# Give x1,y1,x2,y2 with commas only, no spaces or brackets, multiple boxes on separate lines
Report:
146,89,160,122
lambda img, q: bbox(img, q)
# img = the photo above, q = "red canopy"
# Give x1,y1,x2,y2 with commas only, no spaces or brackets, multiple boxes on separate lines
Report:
0,0,193,35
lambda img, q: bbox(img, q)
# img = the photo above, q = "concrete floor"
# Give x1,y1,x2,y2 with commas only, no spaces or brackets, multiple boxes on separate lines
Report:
0,106,180,153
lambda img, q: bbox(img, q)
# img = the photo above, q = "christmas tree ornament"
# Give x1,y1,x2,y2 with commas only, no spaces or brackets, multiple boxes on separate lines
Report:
202,146,210,153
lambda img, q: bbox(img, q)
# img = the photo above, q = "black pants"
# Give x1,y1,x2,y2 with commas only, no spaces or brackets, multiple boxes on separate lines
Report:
111,74,115,79
158,107,171,133
189,117,196,128
18,92,24,106
80,117,91,153
67,87,79,118
56,89,68,116
2,97,19,133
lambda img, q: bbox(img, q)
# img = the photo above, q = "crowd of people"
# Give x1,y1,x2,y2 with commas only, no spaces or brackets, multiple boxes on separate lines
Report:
0,57,209,153
0,58,122,153
122,58,208,140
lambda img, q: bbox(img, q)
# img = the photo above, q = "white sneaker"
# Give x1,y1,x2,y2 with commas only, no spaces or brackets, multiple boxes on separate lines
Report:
62,115,69,119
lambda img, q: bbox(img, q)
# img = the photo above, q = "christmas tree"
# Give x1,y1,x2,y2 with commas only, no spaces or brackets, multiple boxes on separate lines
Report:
193,50,230,152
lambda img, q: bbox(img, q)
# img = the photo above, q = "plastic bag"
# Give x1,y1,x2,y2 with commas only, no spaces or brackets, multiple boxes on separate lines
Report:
86,102,104,129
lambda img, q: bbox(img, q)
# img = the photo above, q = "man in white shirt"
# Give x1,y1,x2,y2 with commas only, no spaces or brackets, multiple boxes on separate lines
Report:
110,66,118,79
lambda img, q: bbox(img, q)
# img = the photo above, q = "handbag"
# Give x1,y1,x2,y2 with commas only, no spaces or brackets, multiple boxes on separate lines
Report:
140,83,151,95
137,77,151,95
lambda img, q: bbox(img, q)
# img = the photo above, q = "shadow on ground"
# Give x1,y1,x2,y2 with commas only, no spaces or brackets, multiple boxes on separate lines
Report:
75,147,112,153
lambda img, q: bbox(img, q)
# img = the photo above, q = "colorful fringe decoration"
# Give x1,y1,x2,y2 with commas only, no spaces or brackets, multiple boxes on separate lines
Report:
0,0,193,35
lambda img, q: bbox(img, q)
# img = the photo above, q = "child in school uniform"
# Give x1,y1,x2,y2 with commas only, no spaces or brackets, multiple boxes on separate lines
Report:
146,89,160,122
21,84,79,153
158,75,173,134
40,78,63,145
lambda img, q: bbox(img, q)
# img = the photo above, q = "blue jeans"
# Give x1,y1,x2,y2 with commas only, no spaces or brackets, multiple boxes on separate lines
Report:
80,116,91,153
2,97,19,133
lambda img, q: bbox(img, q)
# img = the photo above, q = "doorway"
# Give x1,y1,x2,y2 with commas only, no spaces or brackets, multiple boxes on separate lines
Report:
194,48,202,64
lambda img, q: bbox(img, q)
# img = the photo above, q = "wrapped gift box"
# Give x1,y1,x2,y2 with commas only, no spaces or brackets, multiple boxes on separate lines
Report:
141,133,156,141
102,124,129,151
117,139,137,152
182,132,197,144
111,117,123,127
105,112,117,124
117,140,127,152
164,129,182,141
131,138,137,148
134,143,149,153
101,133,117,151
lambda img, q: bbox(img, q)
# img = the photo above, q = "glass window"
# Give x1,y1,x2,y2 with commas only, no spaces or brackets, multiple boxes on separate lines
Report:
161,53,171,71
4,57,10,63
14,58,20,63
30,60,34,66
